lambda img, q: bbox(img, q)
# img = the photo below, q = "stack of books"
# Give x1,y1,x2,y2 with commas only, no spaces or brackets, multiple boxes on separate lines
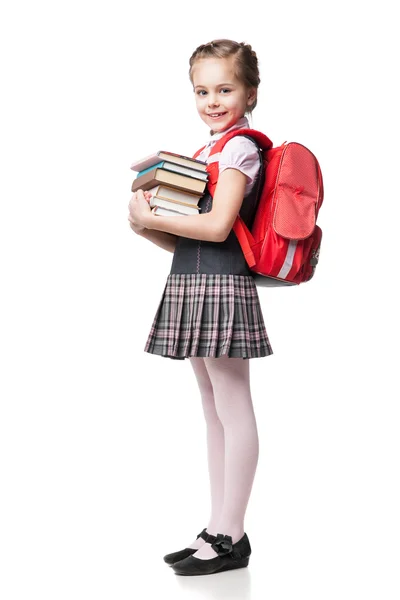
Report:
130,150,208,217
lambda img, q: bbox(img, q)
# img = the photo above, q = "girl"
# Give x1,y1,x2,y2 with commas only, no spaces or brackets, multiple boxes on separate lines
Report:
128,39,273,576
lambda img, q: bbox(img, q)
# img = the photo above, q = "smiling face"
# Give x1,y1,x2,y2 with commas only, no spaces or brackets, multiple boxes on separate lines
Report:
191,56,256,133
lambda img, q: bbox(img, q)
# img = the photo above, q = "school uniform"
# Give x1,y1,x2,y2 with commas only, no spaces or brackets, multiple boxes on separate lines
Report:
144,117,273,360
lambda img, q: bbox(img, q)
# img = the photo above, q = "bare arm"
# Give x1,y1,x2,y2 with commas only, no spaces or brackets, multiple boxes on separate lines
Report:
141,169,248,243
129,222,178,253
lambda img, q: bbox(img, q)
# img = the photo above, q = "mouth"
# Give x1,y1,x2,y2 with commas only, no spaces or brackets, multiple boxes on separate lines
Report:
207,112,227,119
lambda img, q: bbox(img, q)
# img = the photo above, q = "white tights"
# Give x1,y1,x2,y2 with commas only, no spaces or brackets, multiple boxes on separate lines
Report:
187,355,259,556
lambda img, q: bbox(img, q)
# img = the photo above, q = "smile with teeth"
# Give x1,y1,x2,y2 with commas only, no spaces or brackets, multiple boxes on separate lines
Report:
208,112,227,118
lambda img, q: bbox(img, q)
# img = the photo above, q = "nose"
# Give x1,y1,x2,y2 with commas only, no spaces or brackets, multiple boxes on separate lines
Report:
207,93,219,107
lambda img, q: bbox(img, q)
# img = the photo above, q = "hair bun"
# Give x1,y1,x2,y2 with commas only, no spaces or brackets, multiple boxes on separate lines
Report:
240,41,257,58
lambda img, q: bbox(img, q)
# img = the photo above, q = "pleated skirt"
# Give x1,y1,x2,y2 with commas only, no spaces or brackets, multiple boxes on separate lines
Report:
144,273,273,360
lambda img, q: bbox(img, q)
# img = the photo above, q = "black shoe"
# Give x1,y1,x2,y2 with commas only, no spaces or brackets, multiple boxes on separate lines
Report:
171,532,251,576
163,528,210,565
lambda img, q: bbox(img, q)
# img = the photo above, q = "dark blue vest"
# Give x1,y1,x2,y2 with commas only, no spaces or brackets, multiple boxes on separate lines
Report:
170,140,264,276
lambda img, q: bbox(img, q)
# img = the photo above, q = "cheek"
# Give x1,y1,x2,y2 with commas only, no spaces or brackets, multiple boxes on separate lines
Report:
224,95,240,108
233,95,248,112
198,101,209,115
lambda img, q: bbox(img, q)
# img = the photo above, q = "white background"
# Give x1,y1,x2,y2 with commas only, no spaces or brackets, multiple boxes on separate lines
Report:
1,1,399,599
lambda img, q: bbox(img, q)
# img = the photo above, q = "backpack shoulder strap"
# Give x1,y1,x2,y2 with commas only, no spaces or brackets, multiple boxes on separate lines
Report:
192,145,206,159
206,128,273,269
209,128,273,157
192,129,272,162
205,128,273,195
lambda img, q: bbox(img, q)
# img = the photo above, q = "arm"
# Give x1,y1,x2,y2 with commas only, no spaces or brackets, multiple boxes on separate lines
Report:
128,189,178,252
137,227,178,253
143,168,248,243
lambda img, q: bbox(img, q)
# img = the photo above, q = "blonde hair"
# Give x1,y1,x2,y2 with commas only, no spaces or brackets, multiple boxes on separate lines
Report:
189,39,260,113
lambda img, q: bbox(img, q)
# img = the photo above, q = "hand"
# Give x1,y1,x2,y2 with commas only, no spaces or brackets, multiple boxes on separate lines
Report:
128,218,146,234
128,190,153,233
143,190,152,204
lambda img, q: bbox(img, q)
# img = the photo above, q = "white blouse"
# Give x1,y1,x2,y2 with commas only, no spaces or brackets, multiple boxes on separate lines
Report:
196,116,261,197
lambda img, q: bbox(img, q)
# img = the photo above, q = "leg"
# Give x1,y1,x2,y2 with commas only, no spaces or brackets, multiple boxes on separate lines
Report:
193,355,259,559
185,357,225,549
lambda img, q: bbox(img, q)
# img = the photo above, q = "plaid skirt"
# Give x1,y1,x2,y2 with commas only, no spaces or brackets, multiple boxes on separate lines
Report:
144,274,273,360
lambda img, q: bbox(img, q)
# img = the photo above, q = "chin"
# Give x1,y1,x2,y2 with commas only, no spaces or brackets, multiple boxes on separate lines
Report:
210,120,231,131
203,115,231,132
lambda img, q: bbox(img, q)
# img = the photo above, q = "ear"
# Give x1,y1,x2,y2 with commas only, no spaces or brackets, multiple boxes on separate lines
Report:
246,87,257,107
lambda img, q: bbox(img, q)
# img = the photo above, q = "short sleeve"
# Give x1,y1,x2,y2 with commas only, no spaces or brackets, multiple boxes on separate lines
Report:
219,136,261,195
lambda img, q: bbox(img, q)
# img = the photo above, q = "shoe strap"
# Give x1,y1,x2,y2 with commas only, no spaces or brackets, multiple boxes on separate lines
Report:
196,527,209,542
210,533,242,559
197,530,242,558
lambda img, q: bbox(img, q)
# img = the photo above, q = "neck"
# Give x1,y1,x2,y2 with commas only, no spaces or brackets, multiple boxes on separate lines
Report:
210,115,248,137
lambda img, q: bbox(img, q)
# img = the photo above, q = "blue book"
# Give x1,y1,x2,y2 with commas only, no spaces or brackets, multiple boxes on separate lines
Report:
136,161,165,177
136,160,208,182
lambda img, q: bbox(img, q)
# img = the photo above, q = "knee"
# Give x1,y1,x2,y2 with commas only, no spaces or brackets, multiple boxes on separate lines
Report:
213,391,255,427
200,388,221,424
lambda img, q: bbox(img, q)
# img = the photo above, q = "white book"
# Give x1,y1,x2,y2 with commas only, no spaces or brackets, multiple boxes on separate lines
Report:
150,195,200,216
147,185,202,206
152,206,186,217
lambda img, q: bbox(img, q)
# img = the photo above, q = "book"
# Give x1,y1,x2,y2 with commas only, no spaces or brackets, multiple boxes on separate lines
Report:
137,160,208,182
152,206,187,217
130,151,207,173
131,167,207,195
149,195,200,216
147,185,203,206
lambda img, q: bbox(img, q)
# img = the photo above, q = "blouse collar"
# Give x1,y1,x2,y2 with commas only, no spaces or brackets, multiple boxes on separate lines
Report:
205,116,249,147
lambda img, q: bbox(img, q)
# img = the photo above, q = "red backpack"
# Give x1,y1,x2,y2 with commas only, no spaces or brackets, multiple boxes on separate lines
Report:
194,128,324,287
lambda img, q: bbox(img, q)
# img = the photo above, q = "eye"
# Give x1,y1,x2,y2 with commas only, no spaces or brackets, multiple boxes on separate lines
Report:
221,88,231,94
196,90,207,96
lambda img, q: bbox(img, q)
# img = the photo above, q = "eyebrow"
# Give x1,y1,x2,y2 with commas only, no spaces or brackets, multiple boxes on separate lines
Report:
194,83,234,90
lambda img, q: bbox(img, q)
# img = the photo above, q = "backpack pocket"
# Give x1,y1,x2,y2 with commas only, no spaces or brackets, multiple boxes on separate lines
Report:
273,143,320,240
